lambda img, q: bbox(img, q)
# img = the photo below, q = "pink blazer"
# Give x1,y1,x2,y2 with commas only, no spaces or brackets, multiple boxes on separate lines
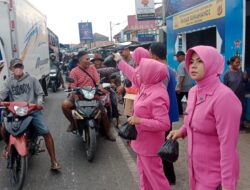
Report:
118,58,170,156
181,45,242,190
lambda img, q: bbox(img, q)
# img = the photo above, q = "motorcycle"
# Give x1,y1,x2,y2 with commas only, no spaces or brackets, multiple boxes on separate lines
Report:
0,101,45,190
65,78,112,162
48,66,61,92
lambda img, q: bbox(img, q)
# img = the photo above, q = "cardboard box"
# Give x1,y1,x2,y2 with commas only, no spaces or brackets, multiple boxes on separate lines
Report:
123,93,136,116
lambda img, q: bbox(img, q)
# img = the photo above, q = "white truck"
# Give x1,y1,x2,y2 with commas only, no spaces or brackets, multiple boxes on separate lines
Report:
0,0,50,95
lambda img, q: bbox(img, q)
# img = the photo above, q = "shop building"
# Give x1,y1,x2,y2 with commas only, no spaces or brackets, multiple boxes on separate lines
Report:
166,0,250,75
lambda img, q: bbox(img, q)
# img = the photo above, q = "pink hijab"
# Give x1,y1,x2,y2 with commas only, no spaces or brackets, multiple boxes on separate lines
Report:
185,45,224,80
132,47,150,66
134,58,168,107
138,58,167,85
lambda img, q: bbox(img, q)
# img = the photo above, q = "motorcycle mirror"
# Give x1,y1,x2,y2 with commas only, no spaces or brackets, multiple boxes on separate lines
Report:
66,76,74,83
100,77,106,84
102,83,111,89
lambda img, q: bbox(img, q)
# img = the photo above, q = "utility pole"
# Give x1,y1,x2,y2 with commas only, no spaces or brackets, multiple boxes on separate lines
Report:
110,21,112,43
110,21,120,43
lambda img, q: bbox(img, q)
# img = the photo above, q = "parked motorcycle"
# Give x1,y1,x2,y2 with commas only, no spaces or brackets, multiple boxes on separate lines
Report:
48,66,61,92
0,101,45,190
65,78,111,162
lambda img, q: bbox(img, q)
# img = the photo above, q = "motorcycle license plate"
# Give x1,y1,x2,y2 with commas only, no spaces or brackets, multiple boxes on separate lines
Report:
77,100,98,107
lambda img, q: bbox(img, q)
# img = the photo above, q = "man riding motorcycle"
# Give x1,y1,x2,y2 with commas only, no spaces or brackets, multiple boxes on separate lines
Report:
61,51,116,141
0,58,60,170
50,53,65,89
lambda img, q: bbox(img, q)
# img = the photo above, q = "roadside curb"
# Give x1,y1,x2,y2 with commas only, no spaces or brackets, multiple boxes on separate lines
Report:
111,127,139,187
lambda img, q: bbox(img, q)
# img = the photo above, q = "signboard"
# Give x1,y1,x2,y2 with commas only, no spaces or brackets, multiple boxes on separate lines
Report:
78,22,93,42
137,33,156,42
167,0,243,75
165,0,207,16
173,0,225,30
135,0,155,21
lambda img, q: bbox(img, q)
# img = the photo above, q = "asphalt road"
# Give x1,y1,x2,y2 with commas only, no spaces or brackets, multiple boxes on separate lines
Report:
0,88,138,190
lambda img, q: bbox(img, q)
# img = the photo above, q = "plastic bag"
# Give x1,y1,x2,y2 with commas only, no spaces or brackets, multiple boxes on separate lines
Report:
157,139,179,163
118,122,137,140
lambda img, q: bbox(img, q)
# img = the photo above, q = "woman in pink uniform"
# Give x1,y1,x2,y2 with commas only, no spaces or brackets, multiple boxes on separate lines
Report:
118,56,171,190
169,45,241,190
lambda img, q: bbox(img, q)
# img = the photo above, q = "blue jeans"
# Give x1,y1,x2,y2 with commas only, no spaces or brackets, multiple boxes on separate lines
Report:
30,110,49,135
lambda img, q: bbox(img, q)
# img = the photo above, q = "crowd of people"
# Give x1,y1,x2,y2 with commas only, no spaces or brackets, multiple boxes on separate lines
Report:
0,42,248,190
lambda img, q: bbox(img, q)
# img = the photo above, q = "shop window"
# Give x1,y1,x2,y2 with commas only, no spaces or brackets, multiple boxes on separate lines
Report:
186,27,216,49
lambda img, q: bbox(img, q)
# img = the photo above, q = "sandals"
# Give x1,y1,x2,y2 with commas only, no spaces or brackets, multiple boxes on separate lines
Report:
51,162,61,170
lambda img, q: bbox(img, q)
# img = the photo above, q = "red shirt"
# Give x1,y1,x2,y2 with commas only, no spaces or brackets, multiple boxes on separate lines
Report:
69,65,100,88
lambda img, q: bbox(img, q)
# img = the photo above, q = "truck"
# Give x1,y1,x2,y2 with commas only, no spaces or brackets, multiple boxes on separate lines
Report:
0,0,50,95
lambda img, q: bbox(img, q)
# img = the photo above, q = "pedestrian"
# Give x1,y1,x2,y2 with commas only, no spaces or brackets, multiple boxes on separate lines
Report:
224,55,248,128
103,52,117,68
116,45,135,96
175,51,193,115
91,53,120,128
149,42,179,185
116,46,150,89
68,52,78,71
168,45,242,190
49,53,65,89
116,53,171,190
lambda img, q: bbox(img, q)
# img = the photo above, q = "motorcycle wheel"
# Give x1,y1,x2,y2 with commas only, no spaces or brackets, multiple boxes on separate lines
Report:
52,82,57,93
85,127,96,162
8,146,27,190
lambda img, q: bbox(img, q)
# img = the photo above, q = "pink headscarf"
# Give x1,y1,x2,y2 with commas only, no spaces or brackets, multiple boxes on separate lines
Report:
132,47,150,66
185,45,224,78
135,58,168,100
137,58,167,85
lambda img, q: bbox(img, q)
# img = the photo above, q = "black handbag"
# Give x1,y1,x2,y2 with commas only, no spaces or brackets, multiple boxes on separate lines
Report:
118,122,137,140
157,139,179,163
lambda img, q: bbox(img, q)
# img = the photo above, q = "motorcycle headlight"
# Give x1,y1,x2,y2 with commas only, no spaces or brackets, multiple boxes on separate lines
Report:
50,69,57,73
50,73,57,77
82,89,95,100
14,106,28,116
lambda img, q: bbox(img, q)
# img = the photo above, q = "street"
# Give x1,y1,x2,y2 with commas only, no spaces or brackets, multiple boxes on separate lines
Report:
0,88,250,190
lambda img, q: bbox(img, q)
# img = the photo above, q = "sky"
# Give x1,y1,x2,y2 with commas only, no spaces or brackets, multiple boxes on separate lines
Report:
29,0,137,44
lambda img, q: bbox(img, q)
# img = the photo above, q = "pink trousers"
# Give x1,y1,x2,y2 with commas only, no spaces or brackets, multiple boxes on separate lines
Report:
137,155,170,190
194,181,219,190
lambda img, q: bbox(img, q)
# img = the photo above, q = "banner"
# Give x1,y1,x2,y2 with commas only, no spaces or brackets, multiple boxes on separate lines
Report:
135,0,155,21
78,22,93,42
173,0,225,30
165,0,207,16
137,33,156,42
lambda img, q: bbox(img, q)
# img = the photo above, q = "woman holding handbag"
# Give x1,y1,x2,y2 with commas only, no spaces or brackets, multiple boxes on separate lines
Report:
116,54,171,190
168,46,241,190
